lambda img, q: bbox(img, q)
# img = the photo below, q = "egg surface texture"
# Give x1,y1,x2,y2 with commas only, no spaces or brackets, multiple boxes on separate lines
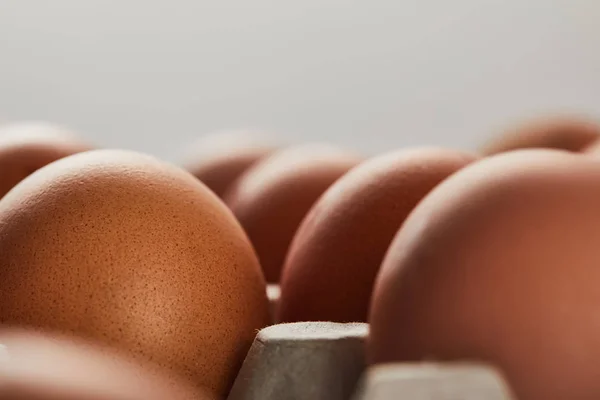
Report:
368,149,600,400
0,329,212,400
0,121,91,198
225,144,361,282
183,130,277,198
0,149,269,398
277,148,475,323
481,117,600,155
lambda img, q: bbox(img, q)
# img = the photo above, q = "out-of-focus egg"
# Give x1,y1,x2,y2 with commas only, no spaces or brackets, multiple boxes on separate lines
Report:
225,144,362,282
583,138,600,155
0,329,211,400
277,148,475,323
0,150,269,398
368,149,600,400
480,117,600,155
0,121,92,198
182,130,278,198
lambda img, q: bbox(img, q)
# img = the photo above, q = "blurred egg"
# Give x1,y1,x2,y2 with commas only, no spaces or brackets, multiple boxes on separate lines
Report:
0,329,211,400
368,149,600,400
225,144,362,282
183,130,278,198
0,150,269,398
481,117,600,155
583,138,600,155
0,121,92,198
277,148,475,323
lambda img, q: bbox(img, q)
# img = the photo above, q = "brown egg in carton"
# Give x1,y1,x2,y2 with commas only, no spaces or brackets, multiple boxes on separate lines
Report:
3,118,600,400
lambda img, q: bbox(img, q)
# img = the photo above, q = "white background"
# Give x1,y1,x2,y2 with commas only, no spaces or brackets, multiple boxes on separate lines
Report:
1,0,599,160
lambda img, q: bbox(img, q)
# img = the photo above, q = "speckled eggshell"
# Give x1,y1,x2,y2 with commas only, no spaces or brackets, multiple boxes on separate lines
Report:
0,329,212,400
481,117,600,155
368,149,600,400
277,148,475,323
224,144,362,283
183,130,278,198
0,150,269,398
0,121,92,198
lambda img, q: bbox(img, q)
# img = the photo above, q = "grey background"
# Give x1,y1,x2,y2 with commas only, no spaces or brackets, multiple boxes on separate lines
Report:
1,0,599,161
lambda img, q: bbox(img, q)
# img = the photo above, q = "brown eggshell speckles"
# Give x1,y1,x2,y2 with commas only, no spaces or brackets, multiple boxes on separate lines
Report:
183,130,279,198
481,117,600,155
225,144,362,282
0,121,92,198
277,148,475,323
368,149,600,400
0,329,212,400
0,150,269,398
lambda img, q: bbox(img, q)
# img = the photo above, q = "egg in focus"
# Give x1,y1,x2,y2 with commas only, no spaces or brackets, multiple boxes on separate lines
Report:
0,149,269,398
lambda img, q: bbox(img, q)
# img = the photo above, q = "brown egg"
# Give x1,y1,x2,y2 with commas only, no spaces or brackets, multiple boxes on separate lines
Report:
0,329,212,400
277,148,475,323
0,150,269,398
368,149,600,400
0,121,92,198
183,130,278,198
225,144,362,282
481,117,600,155
583,138,600,155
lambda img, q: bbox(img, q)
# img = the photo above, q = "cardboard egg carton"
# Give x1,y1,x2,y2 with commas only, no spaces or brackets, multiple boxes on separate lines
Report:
229,287,515,400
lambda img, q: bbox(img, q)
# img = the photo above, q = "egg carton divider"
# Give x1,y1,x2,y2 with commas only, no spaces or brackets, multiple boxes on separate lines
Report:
228,321,514,400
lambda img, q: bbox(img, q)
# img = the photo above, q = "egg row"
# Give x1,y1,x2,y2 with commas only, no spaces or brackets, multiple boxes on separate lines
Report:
1,117,600,400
